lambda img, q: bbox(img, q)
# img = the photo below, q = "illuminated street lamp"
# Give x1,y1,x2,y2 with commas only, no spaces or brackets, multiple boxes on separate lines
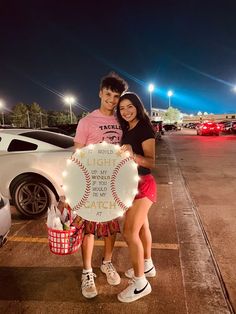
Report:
0,100,5,125
64,95,76,124
167,90,173,107
148,84,155,117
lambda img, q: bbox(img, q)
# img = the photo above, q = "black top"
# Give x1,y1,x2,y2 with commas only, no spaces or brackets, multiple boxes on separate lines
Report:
121,120,155,175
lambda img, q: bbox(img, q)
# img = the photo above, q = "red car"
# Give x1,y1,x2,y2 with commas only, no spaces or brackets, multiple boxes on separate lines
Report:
196,122,220,136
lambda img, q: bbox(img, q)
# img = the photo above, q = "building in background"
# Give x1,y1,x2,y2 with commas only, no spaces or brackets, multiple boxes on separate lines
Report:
182,113,236,124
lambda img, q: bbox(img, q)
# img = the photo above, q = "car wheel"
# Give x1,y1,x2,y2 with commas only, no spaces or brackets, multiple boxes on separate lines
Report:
12,177,51,218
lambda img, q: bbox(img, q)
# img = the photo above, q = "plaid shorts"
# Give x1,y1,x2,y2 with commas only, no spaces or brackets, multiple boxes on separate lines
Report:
71,216,120,238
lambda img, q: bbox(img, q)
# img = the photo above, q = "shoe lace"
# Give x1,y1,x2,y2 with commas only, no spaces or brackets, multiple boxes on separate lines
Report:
104,262,117,276
82,272,96,288
128,278,136,285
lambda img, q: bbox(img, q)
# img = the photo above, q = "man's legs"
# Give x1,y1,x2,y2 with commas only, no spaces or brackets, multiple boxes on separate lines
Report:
81,233,97,298
103,233,116,261
100,233,121,285
81,233,94,269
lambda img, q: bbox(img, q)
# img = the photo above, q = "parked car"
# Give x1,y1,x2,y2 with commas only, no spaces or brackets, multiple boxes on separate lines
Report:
217,121,227,132
151,121,163,140
163,124,178,131
0,129,74,218
184,123,198,129
41,124,78,137
54,124,78,137
0,193,11,247
217,121,232,133
40,127,72,136
196,122,220,136
231,121,236,134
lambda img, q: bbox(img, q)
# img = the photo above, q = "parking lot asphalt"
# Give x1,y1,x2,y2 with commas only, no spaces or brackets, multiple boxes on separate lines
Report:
0,136,233,314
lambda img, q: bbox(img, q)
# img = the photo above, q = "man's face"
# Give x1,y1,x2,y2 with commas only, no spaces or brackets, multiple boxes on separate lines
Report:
99,88,121,113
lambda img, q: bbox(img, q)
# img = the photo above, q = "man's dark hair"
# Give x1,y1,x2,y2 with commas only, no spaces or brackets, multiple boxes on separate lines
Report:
100,72,128,94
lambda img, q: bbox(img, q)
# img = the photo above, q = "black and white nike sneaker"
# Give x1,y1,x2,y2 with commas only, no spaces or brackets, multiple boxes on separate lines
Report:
125,265,156,279
117,279,152,303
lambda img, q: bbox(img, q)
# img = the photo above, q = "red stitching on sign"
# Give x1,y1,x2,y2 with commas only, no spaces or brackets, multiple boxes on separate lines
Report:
110,157,132,211
70,156,91,210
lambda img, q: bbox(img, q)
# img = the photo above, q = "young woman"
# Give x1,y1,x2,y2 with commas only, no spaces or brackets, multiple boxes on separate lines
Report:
116,92,157,303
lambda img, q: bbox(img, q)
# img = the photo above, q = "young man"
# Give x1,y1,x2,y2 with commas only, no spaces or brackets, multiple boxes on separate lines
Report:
74,73,128,298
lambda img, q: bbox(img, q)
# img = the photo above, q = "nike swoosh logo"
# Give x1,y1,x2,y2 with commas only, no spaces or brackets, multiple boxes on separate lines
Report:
145,266,154,274
134,282,148,294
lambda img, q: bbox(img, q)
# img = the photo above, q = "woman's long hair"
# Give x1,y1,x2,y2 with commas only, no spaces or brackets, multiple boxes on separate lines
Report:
116,92,153,135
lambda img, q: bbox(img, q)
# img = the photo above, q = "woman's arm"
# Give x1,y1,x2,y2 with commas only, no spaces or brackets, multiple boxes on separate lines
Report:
121,138,156,169
134,138,156,169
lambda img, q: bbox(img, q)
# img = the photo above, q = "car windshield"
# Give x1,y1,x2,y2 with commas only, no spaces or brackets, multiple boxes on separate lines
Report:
19,131,74,149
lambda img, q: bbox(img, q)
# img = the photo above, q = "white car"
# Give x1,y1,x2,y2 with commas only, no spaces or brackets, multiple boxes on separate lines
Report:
0,129,74,218
0,193,11,247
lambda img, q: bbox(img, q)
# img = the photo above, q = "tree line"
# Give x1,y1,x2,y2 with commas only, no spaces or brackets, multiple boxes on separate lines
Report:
2,103,87,128
2,102,181,128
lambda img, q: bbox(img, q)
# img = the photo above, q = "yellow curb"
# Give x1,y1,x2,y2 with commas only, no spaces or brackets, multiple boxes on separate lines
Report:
8,236,179,250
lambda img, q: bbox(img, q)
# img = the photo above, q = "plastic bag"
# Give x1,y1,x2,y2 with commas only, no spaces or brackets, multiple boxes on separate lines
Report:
46,205,63,230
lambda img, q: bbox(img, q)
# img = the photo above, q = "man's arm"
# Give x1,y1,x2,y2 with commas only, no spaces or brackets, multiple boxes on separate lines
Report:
74,142,85,150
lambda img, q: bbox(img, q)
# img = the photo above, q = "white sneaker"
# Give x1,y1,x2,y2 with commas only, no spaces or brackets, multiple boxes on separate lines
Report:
125,265,156,279
118,279,152,303
81,272,97,298
100,262,121,285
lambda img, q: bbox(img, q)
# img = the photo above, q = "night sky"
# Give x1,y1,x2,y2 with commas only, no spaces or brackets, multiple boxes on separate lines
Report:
1,1,236,116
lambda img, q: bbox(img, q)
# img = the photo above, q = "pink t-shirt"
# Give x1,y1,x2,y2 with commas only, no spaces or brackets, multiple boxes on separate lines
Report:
74,109,122,145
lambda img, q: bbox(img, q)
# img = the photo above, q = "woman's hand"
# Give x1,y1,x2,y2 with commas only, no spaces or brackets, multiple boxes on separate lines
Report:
120,144,134,157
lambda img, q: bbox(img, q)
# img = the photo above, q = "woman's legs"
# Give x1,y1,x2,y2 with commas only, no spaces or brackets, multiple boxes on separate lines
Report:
123,197,153,277
139,217,152,260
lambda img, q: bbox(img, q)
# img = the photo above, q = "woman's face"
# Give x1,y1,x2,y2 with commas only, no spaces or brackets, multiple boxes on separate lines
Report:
119,99,138,124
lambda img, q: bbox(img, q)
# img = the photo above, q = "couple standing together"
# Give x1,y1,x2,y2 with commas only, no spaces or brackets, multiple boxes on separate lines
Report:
73,72,157,303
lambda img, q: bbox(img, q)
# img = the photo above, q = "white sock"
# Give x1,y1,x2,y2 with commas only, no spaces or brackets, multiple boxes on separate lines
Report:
144,258,153,270
82,268,92,274
103,260,111,264
134,275,148,290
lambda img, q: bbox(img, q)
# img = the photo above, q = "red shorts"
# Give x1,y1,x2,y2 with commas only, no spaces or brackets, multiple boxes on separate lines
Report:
135,174,157,203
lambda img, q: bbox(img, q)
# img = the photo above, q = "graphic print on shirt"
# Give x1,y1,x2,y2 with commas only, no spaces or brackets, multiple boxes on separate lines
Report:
99,124,121,144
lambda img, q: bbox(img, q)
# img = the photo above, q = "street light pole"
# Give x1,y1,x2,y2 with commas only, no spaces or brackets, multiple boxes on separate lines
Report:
26,110,30,128
0,100,5,125
2,112,5,125
39,112,43,128
64,96,76,124
167,90,173,108
148,84,154,118
69,102,72,124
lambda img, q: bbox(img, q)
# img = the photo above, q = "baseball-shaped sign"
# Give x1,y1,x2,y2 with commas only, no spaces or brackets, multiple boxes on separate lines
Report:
63,143,139,222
